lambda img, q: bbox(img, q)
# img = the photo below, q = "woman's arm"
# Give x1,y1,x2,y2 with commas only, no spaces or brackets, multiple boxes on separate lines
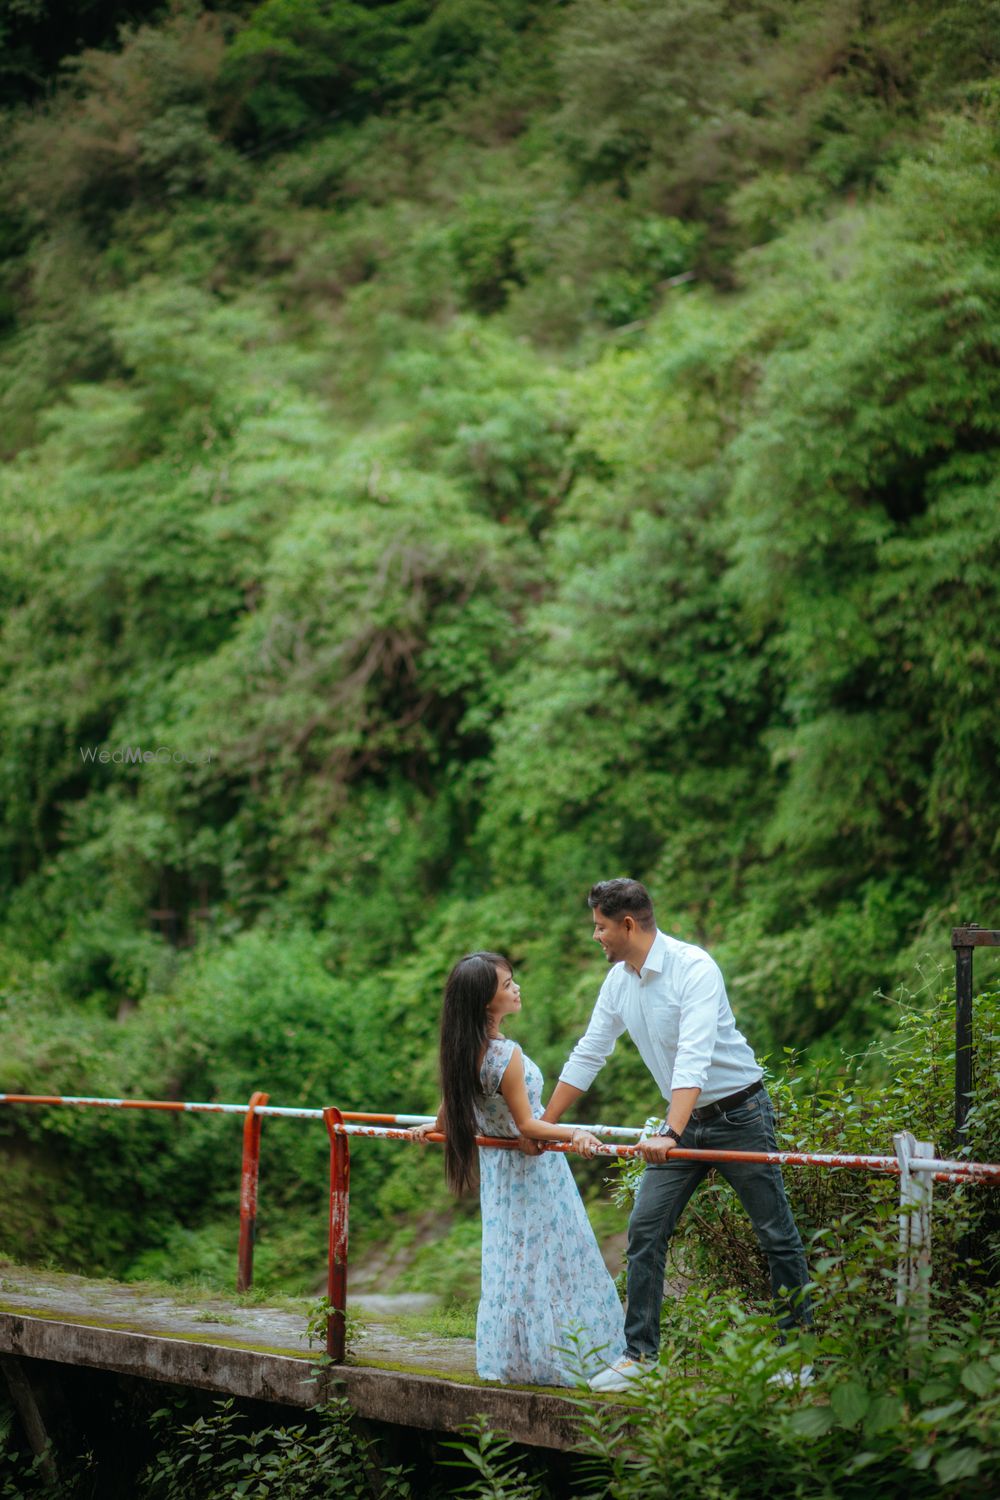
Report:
499,1049,602,1157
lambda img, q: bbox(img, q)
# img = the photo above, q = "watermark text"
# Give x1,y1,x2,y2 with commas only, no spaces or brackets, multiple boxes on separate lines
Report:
79,744,214,766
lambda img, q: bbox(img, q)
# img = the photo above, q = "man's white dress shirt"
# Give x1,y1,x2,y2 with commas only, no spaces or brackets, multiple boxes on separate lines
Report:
559,929,762,1107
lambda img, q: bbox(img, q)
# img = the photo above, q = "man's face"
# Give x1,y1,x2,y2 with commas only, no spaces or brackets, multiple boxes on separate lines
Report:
592,906,631,965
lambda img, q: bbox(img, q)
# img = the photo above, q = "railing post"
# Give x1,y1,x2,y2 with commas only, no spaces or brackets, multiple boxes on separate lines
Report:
237,1091,269,1293
952,928,976,1145
323,1106,350,1363
894,1131,934,1364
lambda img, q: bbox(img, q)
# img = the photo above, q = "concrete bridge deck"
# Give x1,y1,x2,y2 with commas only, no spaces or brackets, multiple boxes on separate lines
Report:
0,1264,619,1451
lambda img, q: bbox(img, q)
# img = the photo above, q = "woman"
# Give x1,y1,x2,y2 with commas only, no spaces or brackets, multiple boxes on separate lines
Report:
411,951,626,1387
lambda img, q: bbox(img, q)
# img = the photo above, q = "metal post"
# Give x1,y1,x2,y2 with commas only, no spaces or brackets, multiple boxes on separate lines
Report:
895,1131,934,1363
237,1091,269,1293
953,929,976,1145
323,1106,350,1363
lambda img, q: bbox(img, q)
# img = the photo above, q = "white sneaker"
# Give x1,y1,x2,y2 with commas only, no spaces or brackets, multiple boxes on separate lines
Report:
588,1356,651,1392
768,1364,814,1388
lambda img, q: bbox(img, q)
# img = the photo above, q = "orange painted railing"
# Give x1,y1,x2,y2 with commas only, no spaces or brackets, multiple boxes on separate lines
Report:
2,1091,998,1361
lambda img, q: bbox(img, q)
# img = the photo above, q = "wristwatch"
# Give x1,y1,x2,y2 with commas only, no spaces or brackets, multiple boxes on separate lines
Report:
656,1123,683,1144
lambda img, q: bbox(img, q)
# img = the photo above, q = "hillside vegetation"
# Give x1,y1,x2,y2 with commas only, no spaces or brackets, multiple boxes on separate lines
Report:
1,0,1000,1283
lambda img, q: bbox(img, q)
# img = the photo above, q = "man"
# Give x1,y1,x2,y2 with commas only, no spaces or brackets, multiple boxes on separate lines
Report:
542,878,812,1392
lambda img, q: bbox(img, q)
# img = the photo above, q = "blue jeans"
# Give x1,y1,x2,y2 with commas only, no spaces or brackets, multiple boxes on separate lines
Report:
625,1090,812,1359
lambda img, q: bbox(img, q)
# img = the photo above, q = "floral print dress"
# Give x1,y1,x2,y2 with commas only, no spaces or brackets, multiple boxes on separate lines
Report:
474,1037,626,1386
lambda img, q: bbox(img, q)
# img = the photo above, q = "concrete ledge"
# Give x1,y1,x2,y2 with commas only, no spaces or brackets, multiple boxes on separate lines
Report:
0,1313,596,1450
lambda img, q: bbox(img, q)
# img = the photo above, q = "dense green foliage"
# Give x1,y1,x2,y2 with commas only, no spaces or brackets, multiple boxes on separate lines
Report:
1,0,1000,1290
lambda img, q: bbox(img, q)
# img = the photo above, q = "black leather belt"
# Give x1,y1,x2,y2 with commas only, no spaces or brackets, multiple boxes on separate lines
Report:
690,1079,764,1123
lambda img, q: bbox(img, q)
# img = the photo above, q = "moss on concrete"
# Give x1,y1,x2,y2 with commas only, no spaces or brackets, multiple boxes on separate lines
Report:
0,1300,308,1360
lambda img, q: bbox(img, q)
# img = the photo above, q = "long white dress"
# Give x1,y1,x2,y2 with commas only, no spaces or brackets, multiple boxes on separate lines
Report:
473,1037,626,1385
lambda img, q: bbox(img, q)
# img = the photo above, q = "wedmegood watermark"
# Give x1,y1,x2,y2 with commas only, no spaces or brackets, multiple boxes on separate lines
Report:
79,744,215,766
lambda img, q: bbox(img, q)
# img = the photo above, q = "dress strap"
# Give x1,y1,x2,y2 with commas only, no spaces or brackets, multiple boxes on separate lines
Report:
480,1037,517,1096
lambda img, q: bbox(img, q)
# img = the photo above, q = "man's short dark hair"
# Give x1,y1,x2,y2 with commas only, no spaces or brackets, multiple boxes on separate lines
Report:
588,879,656,931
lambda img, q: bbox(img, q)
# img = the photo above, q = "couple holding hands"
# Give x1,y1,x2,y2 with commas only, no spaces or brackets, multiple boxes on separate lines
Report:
411,879,811,1392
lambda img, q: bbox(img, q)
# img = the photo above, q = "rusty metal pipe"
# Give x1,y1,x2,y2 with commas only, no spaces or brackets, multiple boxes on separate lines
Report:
236,1091,269,1294
0,1096,643,1135
323,1107,349,1363
330,1123,1000,1182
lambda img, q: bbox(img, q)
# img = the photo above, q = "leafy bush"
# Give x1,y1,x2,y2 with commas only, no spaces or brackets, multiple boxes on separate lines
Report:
222,0,547,140
221,0,434,137
0,922,452,1280
592,215,703,325
449,196,527,314
2,11,243,235
442,1416,548,1500
573,1282,1000,1498
140,1392,413,1499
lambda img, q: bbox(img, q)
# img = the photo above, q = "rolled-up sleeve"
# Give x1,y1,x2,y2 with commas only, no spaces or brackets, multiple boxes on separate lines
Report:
559,983,626,1092
669,956,722,1093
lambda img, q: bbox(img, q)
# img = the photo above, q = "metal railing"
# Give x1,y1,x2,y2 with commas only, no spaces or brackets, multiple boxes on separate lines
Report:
1,1091,999,1363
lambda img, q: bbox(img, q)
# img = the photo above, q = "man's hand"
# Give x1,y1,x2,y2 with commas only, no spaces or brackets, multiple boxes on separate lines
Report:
516,1135,543,1156
634,1136,678,1164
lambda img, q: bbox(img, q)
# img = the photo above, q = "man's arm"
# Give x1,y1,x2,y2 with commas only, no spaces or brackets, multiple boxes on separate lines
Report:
670,956,722,1095
525,1080,583,1156
500,1052,602,1156
556,982,626,1094
636,957,722,1162
542,1079,584,1125
634,1085,700,1162
523,982,623,1148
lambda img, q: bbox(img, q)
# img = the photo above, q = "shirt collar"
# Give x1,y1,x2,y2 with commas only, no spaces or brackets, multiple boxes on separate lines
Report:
631,929,667,980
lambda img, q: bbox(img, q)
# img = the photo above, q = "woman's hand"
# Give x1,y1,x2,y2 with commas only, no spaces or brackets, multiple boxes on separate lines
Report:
408,1121,439,1144
569,1129,603,1159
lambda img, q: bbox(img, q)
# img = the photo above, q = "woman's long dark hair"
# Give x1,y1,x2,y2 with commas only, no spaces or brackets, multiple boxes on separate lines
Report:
439,951,511,1196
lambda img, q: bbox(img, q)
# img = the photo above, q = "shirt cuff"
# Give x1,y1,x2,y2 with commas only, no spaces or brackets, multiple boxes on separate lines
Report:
559,1060,599,1092
670,1070,710,1093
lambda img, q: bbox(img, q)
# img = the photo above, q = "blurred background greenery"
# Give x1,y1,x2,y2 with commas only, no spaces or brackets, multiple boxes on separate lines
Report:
1,0,999,1295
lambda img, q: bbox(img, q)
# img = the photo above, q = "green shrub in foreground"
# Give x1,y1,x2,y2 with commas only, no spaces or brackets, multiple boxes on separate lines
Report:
569,1278,1000,1500
140,1393,413,1500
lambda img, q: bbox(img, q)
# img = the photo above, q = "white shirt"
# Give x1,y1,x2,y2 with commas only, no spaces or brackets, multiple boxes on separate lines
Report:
559,930,762,1107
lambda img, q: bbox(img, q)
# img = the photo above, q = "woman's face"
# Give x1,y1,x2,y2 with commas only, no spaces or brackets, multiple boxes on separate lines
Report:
486,964,521,1027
